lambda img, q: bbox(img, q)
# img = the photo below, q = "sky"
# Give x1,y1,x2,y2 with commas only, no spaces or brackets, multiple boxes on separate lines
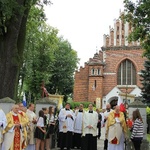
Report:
44,0,125,67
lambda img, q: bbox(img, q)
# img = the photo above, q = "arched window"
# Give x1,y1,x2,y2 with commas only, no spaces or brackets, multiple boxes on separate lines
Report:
117,59,136,85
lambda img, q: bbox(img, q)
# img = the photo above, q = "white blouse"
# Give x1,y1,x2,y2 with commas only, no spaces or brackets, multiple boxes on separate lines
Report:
36,117,44,127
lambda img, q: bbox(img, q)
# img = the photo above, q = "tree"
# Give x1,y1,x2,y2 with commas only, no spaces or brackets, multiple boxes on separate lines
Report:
123,0,150,58
46,37,79,102
140,61,150,103
18,6,78,102
0,0,51,100
18,5,47,99
21,6,58,101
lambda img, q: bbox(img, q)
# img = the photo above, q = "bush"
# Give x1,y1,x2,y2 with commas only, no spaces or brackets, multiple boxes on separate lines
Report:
146,107,150,133
69,101,96,109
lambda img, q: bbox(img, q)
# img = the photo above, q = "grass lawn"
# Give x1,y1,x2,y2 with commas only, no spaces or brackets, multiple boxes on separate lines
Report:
147,134,150,142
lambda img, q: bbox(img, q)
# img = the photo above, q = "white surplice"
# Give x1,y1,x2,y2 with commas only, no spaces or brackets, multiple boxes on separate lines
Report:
58,108,75,133
0,109,7,148
82,111,98,136
74,110,84,134
108,131,125,150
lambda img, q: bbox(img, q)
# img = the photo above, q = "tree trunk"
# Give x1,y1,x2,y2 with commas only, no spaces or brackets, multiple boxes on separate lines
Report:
0,0,30,100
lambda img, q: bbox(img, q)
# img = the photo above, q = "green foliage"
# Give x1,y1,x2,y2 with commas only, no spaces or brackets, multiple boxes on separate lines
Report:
147,134,150,142
146,107,150,118
46,37,79,102
69,102,95,109
0,0,53,100
20,6,79,102
19,6,58,100
140,60,150,102
123,0,150,58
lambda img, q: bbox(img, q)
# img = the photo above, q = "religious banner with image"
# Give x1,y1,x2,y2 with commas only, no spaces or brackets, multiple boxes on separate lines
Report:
96,98,101,109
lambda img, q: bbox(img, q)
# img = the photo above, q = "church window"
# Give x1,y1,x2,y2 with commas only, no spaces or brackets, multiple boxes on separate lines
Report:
117,35,119,39
94,80,97,88
97,69,101,75
91,69,95,75
117,26,119,31
117,59,136,85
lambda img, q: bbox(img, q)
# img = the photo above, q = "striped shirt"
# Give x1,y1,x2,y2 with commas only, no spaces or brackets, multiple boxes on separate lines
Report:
131,118,143,139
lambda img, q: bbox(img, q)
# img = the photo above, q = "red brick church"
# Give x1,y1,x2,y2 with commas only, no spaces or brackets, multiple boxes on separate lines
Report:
73,13,146,109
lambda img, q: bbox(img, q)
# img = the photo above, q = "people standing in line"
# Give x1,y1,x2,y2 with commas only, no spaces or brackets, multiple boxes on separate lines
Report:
130,109,144,150
18,103,29,149
0,108,7,150
106,105,127,150
26,103,37,150
73,104,84,149
81,103,98,150
2,105,26,150
58,103,74,150
96,109,102,139
34,110,46,150
103,103,113,150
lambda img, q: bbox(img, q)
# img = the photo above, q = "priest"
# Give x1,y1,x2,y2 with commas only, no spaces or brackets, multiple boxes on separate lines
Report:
2,105,26,150
106,105,127,150
73,104,84,149
81,103,98,150
18,103,29,149
0,108,7,150
58,103,75,150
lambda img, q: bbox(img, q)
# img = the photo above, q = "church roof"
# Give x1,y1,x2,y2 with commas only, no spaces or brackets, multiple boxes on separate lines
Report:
88,53,105,66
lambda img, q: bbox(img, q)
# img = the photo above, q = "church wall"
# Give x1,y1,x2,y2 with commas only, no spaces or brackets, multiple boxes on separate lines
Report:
73,12,146,106
73,64,89,102
103,48,145,96
88,64,104,103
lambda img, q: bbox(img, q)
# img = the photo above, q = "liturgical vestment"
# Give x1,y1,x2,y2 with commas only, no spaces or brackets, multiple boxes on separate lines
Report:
2,111,26,150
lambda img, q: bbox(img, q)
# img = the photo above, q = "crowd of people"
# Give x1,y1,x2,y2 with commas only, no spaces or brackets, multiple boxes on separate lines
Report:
0,102,144,150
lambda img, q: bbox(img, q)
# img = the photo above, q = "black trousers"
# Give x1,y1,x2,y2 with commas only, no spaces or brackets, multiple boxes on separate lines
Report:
72,133,82,148
97,127,101,139
81,134,97,150
132,139,142,150
104,139,108,150
59,131,73,150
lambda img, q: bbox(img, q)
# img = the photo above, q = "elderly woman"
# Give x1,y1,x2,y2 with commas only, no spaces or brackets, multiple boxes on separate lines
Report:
106,105,127,150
